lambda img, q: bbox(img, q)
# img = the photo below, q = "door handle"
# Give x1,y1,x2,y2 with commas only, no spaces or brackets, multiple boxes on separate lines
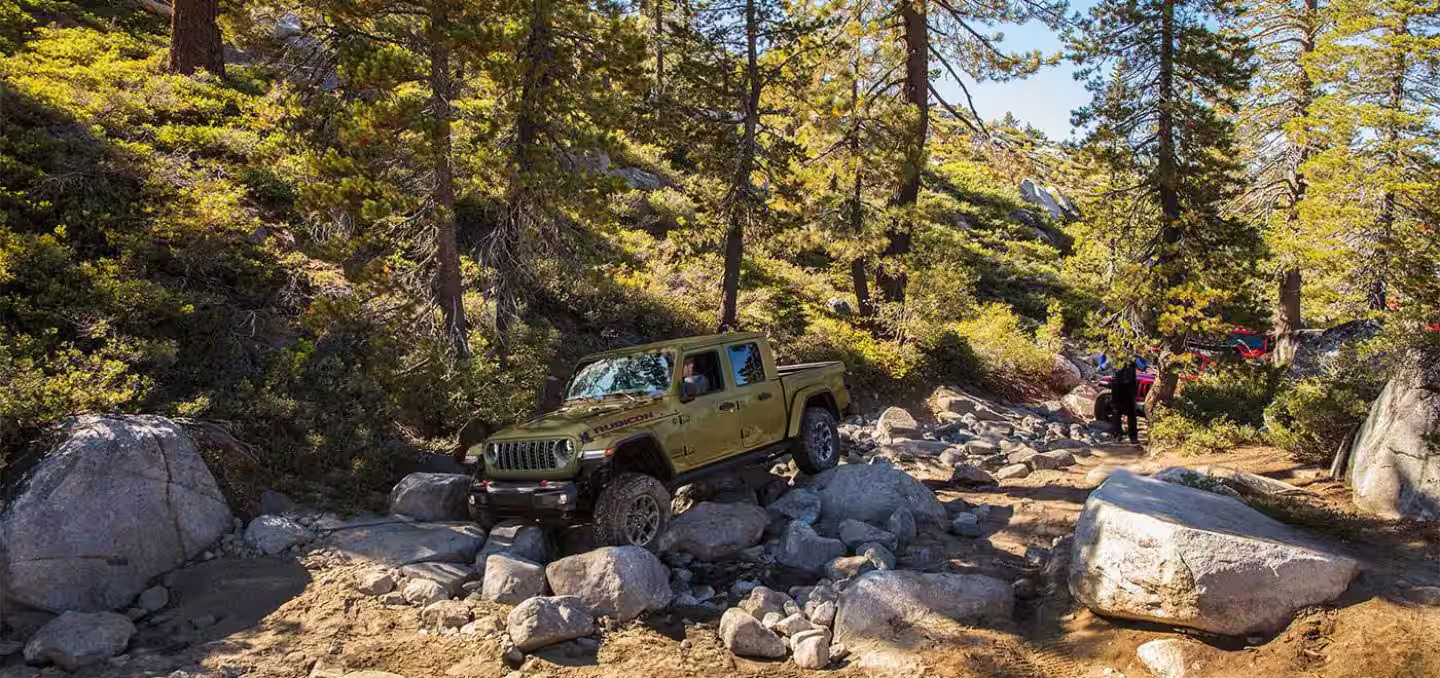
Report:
757,392,773,401
718,401,736,412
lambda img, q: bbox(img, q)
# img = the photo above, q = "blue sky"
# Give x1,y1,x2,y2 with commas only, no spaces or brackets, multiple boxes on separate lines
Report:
932,8,1095,142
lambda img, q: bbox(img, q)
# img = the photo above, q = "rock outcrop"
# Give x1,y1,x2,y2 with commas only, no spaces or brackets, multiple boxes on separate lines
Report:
22,611,135,671
388,473,473,522
1069,470,1358,636
660,501,769,561
0,415,232,612
1348,350,1440,520
834,570,1013,641
810,464,947,524
324,519,485,566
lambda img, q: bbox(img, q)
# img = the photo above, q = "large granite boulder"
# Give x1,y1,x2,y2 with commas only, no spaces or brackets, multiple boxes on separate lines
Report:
660,501,769,561
834,570,1013,641
0,416,232,612
23,611,135,671
388,472,472,522
506,596,595,652
1069,470,1358,636
1348,350,1440,520
545,546,670,621
1061,384,1102,421
810,463,946,524
323,519,485,566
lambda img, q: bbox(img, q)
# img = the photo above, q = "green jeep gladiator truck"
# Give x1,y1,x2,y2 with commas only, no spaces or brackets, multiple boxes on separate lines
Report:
470,332,850,550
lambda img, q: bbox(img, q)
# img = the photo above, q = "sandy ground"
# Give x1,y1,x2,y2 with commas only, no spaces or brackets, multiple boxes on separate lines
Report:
12,443,1438,678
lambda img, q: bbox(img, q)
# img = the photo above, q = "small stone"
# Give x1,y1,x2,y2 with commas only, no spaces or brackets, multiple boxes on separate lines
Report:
830,642,849,660
792,630,831,669
378,592,407,606
23,611,136,672
995,463,1030,481
719,608,787,659
421,600,471,629
775,613,814,637
137,586,169,612
190,613,217,629
402,579,448,606
887,508,917,546
761,611,784,630
806,600,837,627
355,570,396,596
951,513,982,537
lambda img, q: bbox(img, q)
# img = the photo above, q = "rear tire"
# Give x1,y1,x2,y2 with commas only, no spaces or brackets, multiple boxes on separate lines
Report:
1093,391,1114,423
594,473,672,551
793,407,840,475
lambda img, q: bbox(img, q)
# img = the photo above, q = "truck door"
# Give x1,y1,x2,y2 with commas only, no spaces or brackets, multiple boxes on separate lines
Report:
726,340,786,451
677,349,743,465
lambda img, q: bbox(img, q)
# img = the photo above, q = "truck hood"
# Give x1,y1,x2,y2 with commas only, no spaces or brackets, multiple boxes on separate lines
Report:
485,399,664,443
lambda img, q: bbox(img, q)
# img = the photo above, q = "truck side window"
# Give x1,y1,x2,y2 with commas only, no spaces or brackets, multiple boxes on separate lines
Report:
727,342,767,386
681,351,724,395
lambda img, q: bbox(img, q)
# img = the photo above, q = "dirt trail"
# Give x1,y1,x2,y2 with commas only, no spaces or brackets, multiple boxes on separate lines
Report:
36,444,1439,678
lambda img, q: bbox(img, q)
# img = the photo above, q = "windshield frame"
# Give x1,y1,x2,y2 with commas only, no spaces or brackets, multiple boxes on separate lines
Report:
564,349,677,403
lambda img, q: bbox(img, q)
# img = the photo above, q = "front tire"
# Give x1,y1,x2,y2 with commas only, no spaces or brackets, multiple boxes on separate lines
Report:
594,473,672,551
793,407,840,475
1093,391,1114,423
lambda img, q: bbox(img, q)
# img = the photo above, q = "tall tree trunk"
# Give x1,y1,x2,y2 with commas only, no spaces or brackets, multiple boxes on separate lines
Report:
652,0,665,98
876,0,929,305
847,73,873,317
1152,0,1185,405
719,0,761,330
428,1,471,360
1371,20,1406,312
1272,0,1319,366
168,0,224,76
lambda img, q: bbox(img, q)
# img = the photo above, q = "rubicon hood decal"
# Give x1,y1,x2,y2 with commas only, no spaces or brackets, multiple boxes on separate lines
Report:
592,410,658,434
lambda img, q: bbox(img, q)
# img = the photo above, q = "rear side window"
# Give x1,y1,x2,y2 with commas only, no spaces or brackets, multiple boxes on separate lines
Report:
727,342,767,386
682,351,725,395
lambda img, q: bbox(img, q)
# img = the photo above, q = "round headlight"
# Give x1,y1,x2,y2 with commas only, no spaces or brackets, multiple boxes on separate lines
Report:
484,443,498,465
553,439,576,466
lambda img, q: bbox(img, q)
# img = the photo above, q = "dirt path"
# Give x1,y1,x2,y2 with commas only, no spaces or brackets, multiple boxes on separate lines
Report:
43,444,1439,678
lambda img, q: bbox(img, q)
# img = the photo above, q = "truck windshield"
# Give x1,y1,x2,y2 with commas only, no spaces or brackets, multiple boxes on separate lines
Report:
566,352,674,401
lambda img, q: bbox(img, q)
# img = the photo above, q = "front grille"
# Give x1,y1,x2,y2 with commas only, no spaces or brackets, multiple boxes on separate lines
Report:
488,439,571,471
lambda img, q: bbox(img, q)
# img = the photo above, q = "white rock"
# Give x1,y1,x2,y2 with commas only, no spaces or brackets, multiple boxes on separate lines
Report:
482,554,547,604
0,416,232,612
719,608,787,659
792,630,830,669
22,611,135,671
1069,470,1359,636
1136,638,1208,678
738,586,795,621
544,546,670,621
355,569,396,596
806,599,837,627
245,514,313,555
810,464,947,525
400,561,475,597
474,520,549,574
506,596,595,652
323,519,485,566
834,570,1013,641
775,612,814,636
401,578,448,606
875,407,920,437
420,599,471,629
1349,350,1440,519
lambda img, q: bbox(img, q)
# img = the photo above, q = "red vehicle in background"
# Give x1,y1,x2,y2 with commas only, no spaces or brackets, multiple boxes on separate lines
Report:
1091,327,1268,422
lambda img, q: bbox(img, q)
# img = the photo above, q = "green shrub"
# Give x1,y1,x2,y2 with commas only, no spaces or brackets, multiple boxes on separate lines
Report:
951,303,1061,399
1264,378,1377,464
1148,409,1265,456
1171,363,1283,427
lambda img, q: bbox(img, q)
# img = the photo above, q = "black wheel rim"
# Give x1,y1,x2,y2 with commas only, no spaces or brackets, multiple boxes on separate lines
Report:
624,494,662,546
808,417,835,463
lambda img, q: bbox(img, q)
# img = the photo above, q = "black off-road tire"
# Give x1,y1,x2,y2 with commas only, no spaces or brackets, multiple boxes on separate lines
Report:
793,407,840,475
1093,391,1114,423
594,473,672,551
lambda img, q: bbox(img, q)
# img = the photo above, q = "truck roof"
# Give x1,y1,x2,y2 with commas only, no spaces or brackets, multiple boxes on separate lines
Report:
580,331,764,361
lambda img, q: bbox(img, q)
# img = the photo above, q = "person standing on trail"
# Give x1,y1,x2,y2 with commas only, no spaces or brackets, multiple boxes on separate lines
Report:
1111,359,1140,444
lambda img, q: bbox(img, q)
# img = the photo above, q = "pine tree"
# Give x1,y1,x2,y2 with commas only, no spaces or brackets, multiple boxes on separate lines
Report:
169,0,225,76
1070,0,1257,403
1230,0,1327,364
1304,0,1440,314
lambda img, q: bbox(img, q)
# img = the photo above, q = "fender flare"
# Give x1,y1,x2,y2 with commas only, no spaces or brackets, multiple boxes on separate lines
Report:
607,432,677,480
786,385,838,439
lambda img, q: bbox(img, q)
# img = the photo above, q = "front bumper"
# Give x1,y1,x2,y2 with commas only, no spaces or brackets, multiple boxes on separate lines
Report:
473,479,583,519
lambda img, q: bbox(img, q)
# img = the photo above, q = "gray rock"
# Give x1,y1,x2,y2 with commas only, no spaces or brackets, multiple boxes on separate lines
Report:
1030,450,1075,471
834,571,1013,641
995,463,1031,481
506,596,595,652
777,520,847,573
0,415,232,612
875,407,920,437
324,520,485,566
718,608,786,659
1069,470,1359,636
1349,350,1440,520
482,554,547,604
927,387,1008,421
775,612,815,636
257,488,297,515
950,464,997,487
660,501,769,561
0,640,20,656
810,464,947,525
245,514,312,555
22,611,135,671
400,561,475,597
886,508,917,545
1062,384,1102,421
389,472,472,522
837,519,898,552
951,513,982,537
475,520,549,574
806,599,837,627
544,546,670,621
420,599,471,629
136,585,169,613
964,439,1000,454
857,542,896,570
